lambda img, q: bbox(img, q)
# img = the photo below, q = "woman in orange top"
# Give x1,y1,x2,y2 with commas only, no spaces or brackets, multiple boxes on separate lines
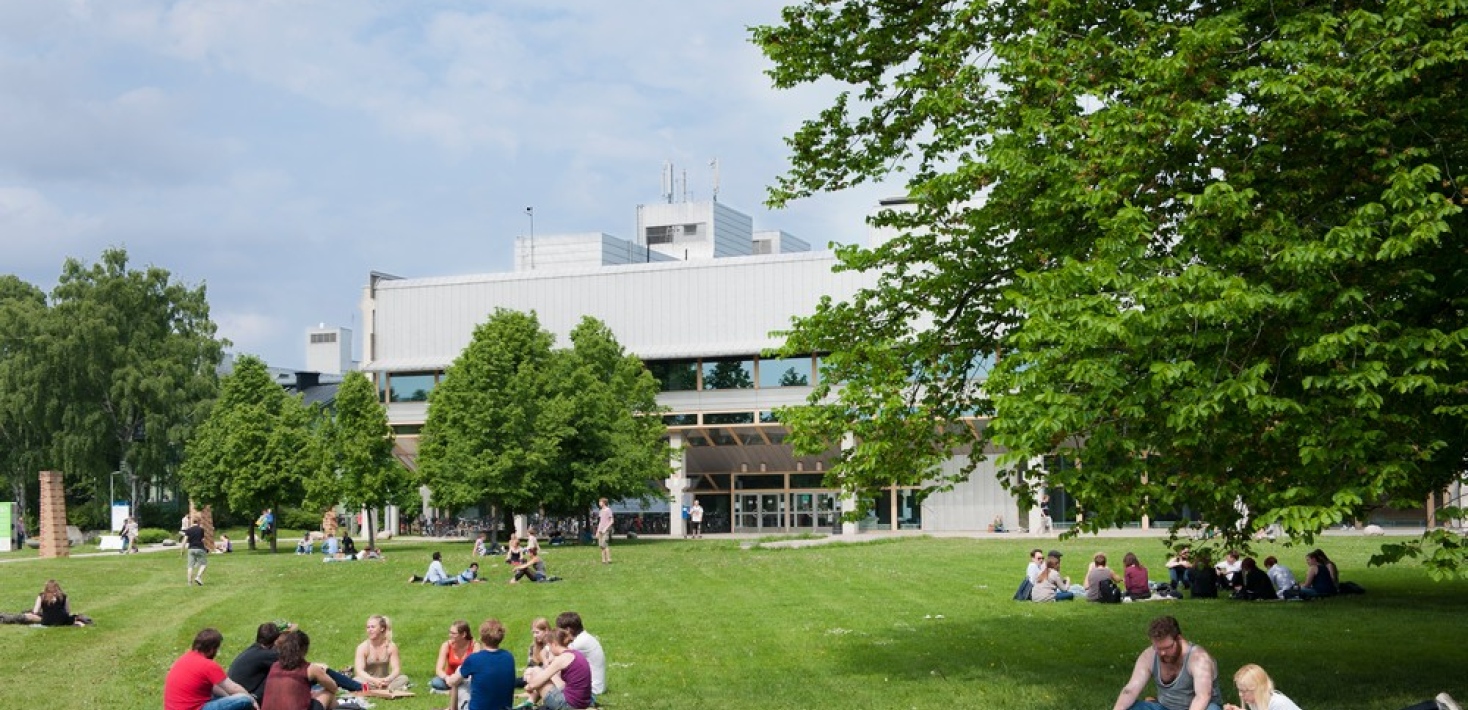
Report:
431,619,477,708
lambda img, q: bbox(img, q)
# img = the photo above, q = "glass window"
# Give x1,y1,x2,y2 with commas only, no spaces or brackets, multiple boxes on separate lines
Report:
735,474,784,490
388,372,436,402
758,356,811,388
790,474,826,489
392,424,422,436
759,410,780,423
646,360,698,391
702,357,754,390
663,413,697,427
704,411,754,425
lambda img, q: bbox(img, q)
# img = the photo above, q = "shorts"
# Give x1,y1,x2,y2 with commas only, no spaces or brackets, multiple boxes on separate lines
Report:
596,530,610,549
187,549,208,566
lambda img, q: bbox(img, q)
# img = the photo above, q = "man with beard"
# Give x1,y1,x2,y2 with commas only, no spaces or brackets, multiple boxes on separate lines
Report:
1112,616,1223,710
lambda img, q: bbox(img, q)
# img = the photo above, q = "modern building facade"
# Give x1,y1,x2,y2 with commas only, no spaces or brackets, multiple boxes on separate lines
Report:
362,199,1026,535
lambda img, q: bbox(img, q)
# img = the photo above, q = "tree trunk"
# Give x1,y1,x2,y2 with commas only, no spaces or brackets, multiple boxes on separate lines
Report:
366,508,377,551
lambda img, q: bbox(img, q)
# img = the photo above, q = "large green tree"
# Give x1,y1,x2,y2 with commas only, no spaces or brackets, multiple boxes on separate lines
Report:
179,355,321,551
45,248,225,511
329,370,413,550
418,310,668,525
756,0,1467,574
0,276,52,523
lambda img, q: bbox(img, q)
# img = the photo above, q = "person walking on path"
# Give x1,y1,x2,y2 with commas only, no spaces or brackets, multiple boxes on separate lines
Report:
596,499,614,564
183,514,209,587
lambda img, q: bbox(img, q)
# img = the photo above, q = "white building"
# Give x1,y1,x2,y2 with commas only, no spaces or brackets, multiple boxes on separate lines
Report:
361,199,1020,535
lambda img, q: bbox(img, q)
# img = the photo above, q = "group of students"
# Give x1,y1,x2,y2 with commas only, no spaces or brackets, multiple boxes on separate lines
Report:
162,611,608,710
1110,615,1458,710
1017,545,1351,603
1164,546,1348,600
414,531,558,586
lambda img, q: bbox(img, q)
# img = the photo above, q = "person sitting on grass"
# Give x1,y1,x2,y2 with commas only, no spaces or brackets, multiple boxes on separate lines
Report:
1263,557,1299,599
294,534,314,556
505,537,525,567
1031,551,1074,602
359,546,384,561
1300,549,1339,598
1231,558,1278,601
354,615,407,693
1190,550,1220,599
261,630,338,710
510,549,547,584
20,579,93,626
525,628,593,710
164,627,259,710
1085,553,1122,602
408,551,450,584
556,612,607,699
1222,663,1462,710
445,619,516,710
341,533,356,557
214,535,232,554
228,622,289,703
1166,547,1195,590
1122,552,1151,600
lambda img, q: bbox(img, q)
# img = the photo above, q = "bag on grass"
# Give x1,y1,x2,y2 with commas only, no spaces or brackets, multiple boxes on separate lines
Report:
1013,577,1034,601
1098,578,1123,604
1339,581,1366,595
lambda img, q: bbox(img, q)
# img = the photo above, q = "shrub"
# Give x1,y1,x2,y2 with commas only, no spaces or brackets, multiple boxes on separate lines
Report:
135,528,173,545
279,507,326,531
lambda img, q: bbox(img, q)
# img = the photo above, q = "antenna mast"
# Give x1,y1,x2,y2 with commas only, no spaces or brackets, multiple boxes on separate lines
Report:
710,158,720,202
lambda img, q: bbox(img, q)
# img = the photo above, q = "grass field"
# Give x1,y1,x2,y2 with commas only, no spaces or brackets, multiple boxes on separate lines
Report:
1,532,1465,710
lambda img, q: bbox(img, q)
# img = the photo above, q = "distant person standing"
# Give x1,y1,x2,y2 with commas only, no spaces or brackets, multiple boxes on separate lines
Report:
596,498,614,565
183,514,209,587
690,499,704,539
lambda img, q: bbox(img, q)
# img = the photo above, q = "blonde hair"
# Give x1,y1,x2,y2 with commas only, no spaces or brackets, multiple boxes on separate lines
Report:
368,614,393,643
41,579,64,604
1234,664,1277,710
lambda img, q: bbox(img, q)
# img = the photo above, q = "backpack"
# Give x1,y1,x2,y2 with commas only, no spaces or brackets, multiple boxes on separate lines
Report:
1098,578,1123,604
1014,577,1035,601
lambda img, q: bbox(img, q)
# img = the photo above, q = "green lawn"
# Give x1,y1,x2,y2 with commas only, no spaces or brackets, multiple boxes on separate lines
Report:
1,533,1464,710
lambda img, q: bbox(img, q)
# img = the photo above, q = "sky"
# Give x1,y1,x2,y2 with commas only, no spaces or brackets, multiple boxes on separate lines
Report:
0,0,895,370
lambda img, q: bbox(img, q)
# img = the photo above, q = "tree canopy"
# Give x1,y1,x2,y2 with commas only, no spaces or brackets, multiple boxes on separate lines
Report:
417,310,668,522
1,249,225,528
329,370,413,550
756,0,1467,574
179,355,322,550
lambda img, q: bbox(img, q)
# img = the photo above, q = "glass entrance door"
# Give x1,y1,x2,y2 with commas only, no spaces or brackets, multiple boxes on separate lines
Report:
735,493,785,532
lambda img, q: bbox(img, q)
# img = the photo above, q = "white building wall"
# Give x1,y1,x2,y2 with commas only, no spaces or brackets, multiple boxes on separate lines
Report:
366,251,873,371
306,326,353,374
920,455,1018,531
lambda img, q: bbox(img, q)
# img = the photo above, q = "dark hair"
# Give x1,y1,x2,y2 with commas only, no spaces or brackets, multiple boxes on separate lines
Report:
555,611,584,636
1311,548,1333,564
1030,548,1044,558
255,622,282,647
478,618,506,648
1264,556,1279,567
1148,616,1182,641
192,628,224,657
1123,552,1140,568
1093,553,1107,567
276,630,310,670
1241,557,1259,572
432,551,442,561
552,627,575,647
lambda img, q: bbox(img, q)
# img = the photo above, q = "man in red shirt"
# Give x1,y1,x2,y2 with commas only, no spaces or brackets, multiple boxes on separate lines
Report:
164,628,258,710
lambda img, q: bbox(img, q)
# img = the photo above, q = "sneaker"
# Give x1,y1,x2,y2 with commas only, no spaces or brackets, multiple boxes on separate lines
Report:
429,687,449,695
193,579,204,586
1437,693,1462,710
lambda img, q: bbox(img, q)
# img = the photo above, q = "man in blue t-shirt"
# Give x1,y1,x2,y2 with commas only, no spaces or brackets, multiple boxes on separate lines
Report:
447,618,516,710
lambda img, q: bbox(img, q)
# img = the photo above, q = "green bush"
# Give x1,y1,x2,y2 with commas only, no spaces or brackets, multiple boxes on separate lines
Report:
135,528,173,544
278,507,324,531
136,501,186,530
67,503,108,532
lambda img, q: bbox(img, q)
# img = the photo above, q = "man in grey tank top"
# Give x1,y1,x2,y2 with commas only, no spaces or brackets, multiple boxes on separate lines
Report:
1112,615,1223,710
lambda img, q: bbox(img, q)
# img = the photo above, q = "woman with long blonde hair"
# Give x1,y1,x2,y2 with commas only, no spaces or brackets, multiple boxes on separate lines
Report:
1223,664,1301,710
354,615,407,692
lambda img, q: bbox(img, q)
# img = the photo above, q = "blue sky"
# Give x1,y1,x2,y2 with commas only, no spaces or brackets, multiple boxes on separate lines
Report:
1,1,893,369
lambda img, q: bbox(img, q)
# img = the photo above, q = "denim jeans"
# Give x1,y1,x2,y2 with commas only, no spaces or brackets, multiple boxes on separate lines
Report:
327,667,361,692
1054,590,1075,601
202,695,257,710
1128,701,1221,710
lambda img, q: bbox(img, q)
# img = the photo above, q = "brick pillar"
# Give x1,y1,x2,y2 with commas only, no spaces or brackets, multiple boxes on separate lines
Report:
38,471,69,559
187,501,216,551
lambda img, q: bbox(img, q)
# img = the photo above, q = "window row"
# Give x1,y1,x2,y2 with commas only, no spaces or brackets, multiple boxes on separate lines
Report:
645,355,814,392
